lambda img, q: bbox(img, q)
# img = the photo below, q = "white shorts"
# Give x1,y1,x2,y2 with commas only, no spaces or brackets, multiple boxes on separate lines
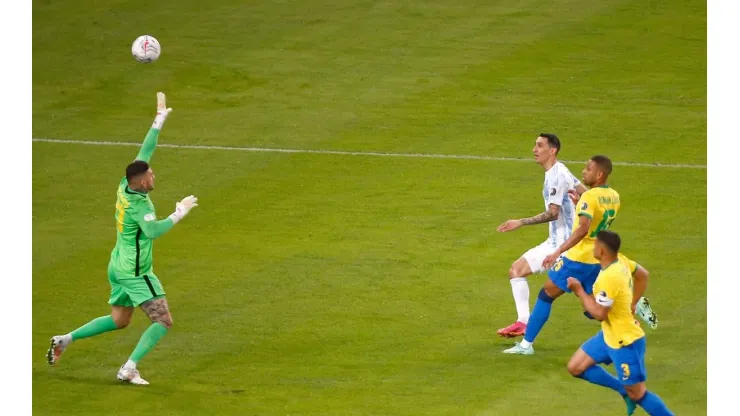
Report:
521,241,558,274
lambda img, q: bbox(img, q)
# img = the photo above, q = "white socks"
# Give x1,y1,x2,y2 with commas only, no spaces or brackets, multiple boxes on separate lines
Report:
62,333,73,344
510,277,530,324
123,360,137,370
520,339,533,349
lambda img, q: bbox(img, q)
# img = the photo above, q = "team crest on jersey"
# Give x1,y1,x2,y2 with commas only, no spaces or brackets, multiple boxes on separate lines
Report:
144,213,156,222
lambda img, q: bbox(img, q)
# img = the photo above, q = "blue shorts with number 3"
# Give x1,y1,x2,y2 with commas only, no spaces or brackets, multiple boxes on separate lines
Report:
582,331,647,386
547,256,601,294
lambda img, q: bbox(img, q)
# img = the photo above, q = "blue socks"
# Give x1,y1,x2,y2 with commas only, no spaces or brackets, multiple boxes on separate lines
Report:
636,391,674,416
523,288,554,344
577,366,627,396
577,367,673,415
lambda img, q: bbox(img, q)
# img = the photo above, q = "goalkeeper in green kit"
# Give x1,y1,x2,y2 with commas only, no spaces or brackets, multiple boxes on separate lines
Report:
46,92,198,385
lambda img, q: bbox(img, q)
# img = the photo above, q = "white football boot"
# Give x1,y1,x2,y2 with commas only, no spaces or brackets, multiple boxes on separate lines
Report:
46,335,70,366
117,365,150,385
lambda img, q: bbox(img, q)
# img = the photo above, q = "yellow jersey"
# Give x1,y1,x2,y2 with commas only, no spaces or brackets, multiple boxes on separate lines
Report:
564,186,620,264
592,259,644,348
617,253,638,275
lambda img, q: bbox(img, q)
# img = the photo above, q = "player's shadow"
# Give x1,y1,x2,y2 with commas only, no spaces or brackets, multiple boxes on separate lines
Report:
40,372,122,386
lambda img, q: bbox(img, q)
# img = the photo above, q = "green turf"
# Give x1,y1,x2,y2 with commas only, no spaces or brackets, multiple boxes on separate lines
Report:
33,0,706,414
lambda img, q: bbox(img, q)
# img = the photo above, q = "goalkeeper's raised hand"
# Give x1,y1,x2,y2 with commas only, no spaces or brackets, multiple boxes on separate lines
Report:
168,195,198,224
152,92,173,130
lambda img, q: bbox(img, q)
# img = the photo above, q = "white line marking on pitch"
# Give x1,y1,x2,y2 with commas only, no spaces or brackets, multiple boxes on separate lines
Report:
31,138,706,169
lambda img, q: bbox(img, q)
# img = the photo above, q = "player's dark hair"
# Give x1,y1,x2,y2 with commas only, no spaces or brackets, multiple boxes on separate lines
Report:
126,160,150,182
590,155,613,175
596,230,621,254
539,133,561,153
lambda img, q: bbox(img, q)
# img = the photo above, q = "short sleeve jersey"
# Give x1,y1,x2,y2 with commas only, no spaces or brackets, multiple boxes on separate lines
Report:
592,260,645,348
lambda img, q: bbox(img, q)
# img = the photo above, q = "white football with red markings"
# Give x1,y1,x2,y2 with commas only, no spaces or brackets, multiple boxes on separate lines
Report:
131,35,161,63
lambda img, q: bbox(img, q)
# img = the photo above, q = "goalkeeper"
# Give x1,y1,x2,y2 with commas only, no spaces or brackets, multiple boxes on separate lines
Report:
46,92,198,385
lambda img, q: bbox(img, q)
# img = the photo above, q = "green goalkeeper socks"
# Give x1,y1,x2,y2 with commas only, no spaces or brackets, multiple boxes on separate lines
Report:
70,315,119,341
129,323,169,364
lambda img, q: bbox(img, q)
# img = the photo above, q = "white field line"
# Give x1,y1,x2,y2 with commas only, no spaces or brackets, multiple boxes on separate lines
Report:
32,138,707,170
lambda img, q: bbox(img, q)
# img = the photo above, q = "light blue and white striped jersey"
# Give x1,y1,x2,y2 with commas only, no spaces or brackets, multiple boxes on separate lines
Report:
543,162,581,247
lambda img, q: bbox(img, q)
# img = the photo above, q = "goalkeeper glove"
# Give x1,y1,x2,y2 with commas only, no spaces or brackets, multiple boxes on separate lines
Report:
152,91,173,130
168,195,198,224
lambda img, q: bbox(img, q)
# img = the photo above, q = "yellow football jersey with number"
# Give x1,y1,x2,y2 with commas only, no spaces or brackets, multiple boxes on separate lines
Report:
592,260,645,348
564,186,621,264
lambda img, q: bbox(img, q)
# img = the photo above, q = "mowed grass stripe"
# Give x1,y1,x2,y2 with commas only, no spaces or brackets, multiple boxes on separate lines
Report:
32,138,707,169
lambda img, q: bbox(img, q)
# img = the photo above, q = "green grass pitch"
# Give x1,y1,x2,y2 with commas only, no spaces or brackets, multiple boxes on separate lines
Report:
33,0,706,414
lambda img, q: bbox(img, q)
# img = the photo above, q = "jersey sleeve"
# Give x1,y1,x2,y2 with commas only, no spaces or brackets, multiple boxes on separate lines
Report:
134,128,160,163
546,173,571,207
130,200,174,239
573,174,582,187
593,271,618,308
619,253,639,275
576,191,597,219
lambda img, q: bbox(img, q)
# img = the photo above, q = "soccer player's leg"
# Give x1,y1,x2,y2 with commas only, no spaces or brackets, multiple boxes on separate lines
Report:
498,242,553,338
116,274,170,385
47,269,133,366
503,275,564,354
568,331,635,415
611,338,674,416
502,255,575,354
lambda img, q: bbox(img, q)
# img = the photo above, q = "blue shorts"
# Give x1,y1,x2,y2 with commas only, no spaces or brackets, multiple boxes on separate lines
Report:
547,256,601,294
581,331,647,386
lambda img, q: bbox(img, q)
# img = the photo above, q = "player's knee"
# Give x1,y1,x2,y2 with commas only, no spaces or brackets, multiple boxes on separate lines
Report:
566,361,583,377
543,283,562,299
113,316,130,329
508,266,520,279
537,288,555,303
509,260,530,278
154,314,173,329
625,384,646,401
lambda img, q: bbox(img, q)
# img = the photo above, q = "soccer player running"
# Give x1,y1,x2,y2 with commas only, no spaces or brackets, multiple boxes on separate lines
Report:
566,231,673,416
496,133,586,337
504,155,618,355
568,189,658,330
46,92,199,385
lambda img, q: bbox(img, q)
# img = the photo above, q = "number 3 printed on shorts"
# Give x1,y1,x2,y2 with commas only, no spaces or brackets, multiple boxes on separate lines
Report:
620,363,631,381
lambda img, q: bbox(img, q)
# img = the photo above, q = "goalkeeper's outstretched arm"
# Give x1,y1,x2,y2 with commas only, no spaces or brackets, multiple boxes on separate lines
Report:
135,92,173,163
135,195,199,240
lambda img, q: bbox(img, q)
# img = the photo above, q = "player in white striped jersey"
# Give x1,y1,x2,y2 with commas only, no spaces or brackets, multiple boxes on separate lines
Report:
496,133,587,337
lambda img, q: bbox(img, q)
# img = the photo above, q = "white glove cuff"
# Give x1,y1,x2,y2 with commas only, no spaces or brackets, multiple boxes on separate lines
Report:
168,212,183,224
152,113,168,130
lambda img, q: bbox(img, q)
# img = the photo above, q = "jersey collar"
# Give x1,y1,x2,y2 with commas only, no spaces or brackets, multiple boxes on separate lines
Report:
601,259,619,270
125,186,147,196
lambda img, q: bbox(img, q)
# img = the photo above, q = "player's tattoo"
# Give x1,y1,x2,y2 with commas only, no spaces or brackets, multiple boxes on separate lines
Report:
141,297,173,329
520,209,558,226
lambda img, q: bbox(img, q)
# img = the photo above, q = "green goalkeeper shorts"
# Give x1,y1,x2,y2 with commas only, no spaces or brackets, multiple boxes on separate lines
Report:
108,266,166,307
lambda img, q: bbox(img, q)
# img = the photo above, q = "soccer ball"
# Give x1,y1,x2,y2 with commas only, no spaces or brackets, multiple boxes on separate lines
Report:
131,35,161,63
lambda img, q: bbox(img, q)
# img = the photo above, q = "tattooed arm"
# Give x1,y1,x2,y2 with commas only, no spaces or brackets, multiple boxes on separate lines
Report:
521,204,560,225
497,204,560,232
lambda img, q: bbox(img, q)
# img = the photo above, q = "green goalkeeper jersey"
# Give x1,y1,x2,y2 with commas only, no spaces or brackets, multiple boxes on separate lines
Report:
108,128,175,278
